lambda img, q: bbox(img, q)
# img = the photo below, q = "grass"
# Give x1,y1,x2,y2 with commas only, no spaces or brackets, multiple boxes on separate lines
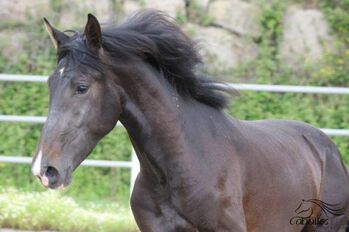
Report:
0,188,138,232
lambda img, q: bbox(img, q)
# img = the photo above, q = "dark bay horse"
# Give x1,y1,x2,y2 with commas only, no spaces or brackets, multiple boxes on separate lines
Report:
32,10,349,231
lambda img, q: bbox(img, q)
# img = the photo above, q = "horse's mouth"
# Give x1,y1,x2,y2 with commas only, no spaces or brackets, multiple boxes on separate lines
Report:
36,169,72,190
44,176,72,190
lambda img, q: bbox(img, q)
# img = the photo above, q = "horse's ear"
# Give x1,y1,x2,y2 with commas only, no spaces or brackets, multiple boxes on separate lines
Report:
84,14,102,49
43,18,69,49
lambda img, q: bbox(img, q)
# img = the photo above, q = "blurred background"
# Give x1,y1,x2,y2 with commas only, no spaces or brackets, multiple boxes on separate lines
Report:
0,0,348,231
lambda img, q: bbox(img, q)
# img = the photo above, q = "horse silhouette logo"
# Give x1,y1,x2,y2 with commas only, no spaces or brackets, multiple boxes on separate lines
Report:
290,199,345,226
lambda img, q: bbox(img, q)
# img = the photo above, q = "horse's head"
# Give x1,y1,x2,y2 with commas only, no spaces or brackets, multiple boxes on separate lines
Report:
32,15,121,189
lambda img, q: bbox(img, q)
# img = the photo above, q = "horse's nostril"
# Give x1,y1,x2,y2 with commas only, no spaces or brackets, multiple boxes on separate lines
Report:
45,166,59,184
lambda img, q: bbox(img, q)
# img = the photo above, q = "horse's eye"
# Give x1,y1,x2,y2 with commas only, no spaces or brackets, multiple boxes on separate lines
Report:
76,85,89,94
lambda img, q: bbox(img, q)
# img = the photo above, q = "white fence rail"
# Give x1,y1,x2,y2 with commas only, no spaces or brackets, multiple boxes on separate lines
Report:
0,155,133,168
1,115,348,137
0,74,348,193
2,73,349,94
0,74,48,82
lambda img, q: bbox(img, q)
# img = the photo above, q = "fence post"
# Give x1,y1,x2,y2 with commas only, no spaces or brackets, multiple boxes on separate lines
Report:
130,148,140,197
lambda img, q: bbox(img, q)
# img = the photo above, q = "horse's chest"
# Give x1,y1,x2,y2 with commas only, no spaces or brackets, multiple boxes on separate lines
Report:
156,187,223,227
157,201,196,230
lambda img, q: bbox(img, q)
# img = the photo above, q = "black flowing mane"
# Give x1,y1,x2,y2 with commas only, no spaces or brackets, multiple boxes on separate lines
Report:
58,10,227,109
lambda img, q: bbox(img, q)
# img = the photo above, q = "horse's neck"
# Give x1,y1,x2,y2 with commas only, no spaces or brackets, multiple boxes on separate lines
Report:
118,67,193,185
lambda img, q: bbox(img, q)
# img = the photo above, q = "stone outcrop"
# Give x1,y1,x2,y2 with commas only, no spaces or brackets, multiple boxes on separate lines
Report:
123,1,142,17
58,0,113,27
208,0,261,38
0,30,27,64
191,0,211,10
123,0,186,20
0,0,338,75
0,0,49,23
186,24,258,75
279,6,334,67
142,0,186,18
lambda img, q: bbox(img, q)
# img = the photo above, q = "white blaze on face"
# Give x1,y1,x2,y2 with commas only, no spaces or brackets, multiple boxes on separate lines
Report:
32,150,43,176
59,67,65,77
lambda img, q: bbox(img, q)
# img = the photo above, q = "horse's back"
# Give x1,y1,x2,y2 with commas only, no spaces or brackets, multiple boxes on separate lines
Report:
233,119,349,231
241,119,349,196
242,119,344,163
